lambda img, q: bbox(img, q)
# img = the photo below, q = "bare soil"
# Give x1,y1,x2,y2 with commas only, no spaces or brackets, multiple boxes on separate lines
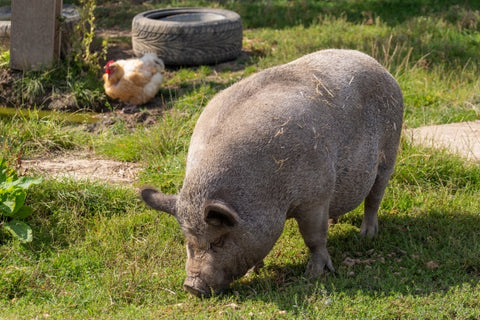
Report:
20,151,141,186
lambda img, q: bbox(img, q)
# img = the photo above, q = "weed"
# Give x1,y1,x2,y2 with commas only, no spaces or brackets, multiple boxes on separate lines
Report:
69,0,108,74
0,159,41,243
0,50,8,68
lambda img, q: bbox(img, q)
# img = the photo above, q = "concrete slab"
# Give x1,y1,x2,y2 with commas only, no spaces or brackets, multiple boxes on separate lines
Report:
406,121,480,161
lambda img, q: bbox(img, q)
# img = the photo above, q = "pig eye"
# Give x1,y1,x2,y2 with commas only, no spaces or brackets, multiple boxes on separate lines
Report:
209,237,225,250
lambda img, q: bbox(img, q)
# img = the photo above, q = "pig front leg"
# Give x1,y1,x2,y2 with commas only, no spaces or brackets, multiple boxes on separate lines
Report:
296,203,335,277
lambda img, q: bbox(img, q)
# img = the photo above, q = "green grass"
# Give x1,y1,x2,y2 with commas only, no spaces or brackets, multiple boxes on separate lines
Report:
0,111,91,170
1,0,480,318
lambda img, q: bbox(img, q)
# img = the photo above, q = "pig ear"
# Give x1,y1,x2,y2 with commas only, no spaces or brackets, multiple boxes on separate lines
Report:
140,187,178,217
203,200,240,228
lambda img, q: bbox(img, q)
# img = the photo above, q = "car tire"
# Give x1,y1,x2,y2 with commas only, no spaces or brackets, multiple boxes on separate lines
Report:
132,7,243,66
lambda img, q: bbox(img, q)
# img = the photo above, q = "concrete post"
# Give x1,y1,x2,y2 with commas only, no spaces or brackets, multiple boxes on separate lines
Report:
10,0,62,71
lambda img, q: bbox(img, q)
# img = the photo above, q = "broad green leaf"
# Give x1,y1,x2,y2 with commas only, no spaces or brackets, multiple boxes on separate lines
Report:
0,182,14,192
0,159,8,182
2,220,33,243
11,176,43,189
12,190,26,213
0,189,26,216
12,205,33,219
2,178,41,190
0,201,14,216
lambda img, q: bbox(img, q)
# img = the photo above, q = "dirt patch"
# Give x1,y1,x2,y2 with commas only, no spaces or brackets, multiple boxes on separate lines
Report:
20,151,141,186
406,121,480,161
82,100,166,133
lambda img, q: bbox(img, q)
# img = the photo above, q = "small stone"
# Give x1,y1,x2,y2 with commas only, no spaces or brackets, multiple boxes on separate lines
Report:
343,257,357,267
226,302,239,309
426,261,439,270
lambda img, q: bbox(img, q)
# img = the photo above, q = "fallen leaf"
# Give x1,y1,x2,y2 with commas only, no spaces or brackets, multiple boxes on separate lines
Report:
343,257,357,267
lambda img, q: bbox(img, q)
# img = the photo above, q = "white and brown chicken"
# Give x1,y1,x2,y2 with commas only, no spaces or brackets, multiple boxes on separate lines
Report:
102,53,165,106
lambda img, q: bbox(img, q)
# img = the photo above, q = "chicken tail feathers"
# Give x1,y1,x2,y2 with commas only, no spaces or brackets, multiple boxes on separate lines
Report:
141,53,165,72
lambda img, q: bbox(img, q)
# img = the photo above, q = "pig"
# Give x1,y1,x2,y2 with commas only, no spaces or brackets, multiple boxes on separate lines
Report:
141,49,403,297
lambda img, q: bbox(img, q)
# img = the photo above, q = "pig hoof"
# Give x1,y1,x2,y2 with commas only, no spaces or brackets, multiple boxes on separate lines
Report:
359,221,378,238
305,253,335,278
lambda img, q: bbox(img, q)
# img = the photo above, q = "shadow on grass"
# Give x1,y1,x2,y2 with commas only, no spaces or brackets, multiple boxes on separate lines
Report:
231,209,480,310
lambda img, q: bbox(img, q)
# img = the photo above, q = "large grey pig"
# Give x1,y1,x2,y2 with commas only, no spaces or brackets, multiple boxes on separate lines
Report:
141,49,403,297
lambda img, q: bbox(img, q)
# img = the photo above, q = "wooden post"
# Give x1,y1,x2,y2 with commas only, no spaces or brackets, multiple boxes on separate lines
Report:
9,0,62,71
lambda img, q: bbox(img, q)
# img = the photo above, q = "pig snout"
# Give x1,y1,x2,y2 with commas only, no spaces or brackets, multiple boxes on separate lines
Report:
183,276,212,298
183,274,231,298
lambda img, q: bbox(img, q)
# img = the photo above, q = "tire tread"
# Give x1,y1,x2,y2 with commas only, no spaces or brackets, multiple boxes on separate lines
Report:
132,8,242,66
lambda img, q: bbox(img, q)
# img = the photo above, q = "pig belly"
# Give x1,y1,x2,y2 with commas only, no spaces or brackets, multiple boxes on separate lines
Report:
328,162,378,219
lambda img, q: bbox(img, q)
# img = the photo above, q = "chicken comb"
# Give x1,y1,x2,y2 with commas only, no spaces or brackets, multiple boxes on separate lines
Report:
104,60,115,74
105,60,115,67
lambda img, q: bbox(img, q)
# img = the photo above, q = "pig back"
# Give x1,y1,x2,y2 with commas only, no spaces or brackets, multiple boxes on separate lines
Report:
184,49,403,219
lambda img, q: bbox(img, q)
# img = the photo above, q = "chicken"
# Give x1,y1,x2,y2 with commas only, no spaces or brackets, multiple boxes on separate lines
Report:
103,53,165,105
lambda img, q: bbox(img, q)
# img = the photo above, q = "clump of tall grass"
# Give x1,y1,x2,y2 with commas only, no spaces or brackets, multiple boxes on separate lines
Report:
68,0,108,74
366,34,414,78
0,111,89,165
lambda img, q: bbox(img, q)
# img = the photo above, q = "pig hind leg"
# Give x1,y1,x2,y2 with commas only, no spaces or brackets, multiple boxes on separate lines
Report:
296,202,335,277
360,164,394,237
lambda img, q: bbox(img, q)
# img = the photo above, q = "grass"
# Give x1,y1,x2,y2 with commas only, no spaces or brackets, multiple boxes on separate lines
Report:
1,0,480,318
